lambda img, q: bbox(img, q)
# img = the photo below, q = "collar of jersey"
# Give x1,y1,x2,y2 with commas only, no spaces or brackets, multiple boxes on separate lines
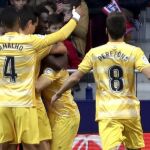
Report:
5,32,19,35
107,41,125,45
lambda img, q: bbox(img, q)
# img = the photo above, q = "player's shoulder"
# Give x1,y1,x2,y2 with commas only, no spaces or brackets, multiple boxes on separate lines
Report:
124,42,141,50
87,44,110,55
44,67,63,75
44,67,55,74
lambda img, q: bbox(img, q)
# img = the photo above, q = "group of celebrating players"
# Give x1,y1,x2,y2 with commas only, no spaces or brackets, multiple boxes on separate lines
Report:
0,1,150,150
0,4,81,150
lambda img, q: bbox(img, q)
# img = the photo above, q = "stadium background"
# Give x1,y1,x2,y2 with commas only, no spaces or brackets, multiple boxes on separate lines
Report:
1,1,150,149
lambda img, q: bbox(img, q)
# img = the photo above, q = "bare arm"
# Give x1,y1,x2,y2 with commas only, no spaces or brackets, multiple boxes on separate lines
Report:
35,76,52,93
51,70,85,104
142,66,150,79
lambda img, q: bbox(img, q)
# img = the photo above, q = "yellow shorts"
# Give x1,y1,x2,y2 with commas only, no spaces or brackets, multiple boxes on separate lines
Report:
37,101,52,141
0,107,16,143
98,118,145,150
48,109,80,150
0,107,39,144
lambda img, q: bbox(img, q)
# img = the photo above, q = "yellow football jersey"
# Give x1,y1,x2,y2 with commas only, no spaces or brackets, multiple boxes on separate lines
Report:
35,46,52,78
78,42,150,120
41,69,78,116
0,19,77,107
35,46,51,106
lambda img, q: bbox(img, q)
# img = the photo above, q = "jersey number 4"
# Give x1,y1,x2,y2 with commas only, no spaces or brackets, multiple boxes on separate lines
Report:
3,56,17,82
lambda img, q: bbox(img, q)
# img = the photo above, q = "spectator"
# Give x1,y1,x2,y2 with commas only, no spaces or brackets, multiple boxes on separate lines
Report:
121,8,135,42
35,4,49,34
39,1,57,15
56,0,89,56
101,1,136,43
118,0,150,19
85,0,110,47
34,0,47,5
9,0,29,11
71,0,89,56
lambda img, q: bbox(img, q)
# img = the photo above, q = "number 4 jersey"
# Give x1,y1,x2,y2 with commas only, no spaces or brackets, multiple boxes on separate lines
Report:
0,33,43,107
0,34,53,107
78,42,150,120
0,19,77,107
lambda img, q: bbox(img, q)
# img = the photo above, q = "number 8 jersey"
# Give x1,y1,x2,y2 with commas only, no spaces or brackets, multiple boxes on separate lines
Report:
78,42,150,120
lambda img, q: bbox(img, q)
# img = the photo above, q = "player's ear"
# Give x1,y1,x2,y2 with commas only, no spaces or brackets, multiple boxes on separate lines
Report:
106,28,108,35
28,20,33,27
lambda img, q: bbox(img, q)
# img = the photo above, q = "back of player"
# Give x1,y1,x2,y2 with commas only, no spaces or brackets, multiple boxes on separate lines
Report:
90,42,143,119
82,41,145,149
0,34,39,105
36,68,80,150
0,7,40,147
77,13,147,150
51,12,149,150
19,6,52,150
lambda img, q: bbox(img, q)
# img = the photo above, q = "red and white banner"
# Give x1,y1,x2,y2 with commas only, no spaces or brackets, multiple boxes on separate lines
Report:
73,134,150,150
102,0,121,15
72,134,124,150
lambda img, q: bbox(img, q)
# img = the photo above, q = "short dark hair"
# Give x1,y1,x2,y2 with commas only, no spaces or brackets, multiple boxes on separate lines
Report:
106,12,126,40
48,13,64,26
36,4,50,16
40,1,57,12
0,6,18,29
19,5,38,30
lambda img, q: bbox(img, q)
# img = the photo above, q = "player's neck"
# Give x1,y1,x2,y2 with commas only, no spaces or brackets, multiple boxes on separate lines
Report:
19,29,27,35
108,35,124,43
5,27,19,33
109,38,124,43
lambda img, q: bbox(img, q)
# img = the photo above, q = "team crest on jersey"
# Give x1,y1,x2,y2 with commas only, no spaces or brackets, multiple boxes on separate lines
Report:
142,56,149,64
44,68,54,74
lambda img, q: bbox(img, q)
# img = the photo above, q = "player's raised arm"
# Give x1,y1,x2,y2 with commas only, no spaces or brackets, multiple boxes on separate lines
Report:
33,6,82,51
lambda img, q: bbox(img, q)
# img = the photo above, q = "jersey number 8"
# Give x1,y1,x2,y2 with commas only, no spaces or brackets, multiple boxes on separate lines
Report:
108,65,123,92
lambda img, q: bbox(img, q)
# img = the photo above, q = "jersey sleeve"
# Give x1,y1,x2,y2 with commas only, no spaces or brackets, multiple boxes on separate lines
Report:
32,19,77,51
78,49,93,73
134,47,150,72
37,46,52,61
41,68,61,82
